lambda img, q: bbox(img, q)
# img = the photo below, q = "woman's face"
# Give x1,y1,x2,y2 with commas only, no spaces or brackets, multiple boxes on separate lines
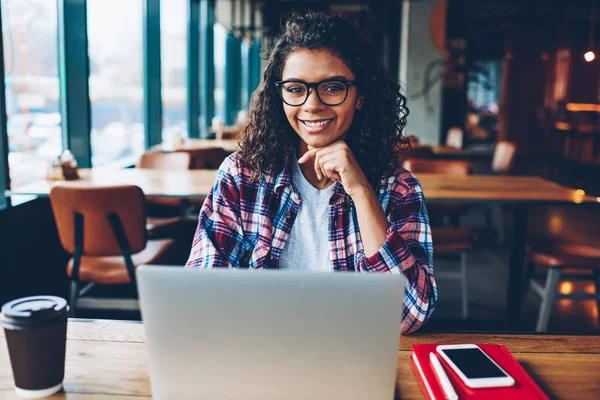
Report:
280,48,362,151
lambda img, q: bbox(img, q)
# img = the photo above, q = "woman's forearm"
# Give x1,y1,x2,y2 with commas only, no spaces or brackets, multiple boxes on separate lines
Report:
351,186,389,257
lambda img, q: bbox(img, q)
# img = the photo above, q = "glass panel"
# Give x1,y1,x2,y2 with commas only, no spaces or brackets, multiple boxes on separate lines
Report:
87,0,144,167
161,0,187,145
213,23,227,123
241,39,249,110
466,60,501,144
1,0,62,187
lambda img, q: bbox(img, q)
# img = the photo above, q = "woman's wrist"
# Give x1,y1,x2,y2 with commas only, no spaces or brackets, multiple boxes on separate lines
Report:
348,183,375,203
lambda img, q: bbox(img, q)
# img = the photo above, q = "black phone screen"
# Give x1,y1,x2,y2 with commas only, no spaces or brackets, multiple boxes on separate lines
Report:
441,348,507,379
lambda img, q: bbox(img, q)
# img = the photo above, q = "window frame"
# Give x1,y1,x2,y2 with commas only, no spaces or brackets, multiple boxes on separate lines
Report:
200,0,215,137
143,0,162,149
224,31,241,126
0,3,9,209
58,0,92,168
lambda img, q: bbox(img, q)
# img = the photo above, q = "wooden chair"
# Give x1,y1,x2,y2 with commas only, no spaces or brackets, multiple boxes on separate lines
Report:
137,151,192,239
491,140,518,174
176,147,228,207
446,127,464,149
398,145,434,165
526,236,600,332
403,158,473,226
403,158,473,175
176,147,228,170
403,158,476,318
488,141,518,242
49,184,178,315
219,126,241,140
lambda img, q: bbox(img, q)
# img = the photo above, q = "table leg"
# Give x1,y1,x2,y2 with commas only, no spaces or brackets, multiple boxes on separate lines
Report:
506,204,528,321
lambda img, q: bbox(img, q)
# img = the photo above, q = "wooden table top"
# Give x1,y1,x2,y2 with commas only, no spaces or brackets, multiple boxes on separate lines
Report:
1,320,598,399
430,145,465,155
416,173,599,204
152,138,240,153
7,169,217,199
8,169,598,204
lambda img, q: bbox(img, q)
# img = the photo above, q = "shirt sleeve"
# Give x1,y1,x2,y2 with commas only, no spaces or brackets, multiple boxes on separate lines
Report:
355,181,437,334
185,157,247,268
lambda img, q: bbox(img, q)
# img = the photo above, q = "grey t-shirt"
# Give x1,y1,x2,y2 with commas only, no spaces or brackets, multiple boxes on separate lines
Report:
279,160,335,271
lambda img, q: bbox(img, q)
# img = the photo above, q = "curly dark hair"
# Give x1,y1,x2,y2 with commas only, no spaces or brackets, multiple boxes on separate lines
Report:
238,11,410,190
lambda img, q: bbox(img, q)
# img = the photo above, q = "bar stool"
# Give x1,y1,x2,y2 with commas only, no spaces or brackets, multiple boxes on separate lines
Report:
526,236,600,332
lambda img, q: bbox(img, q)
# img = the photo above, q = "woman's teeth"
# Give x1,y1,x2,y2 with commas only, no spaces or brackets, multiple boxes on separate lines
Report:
302,119,332,127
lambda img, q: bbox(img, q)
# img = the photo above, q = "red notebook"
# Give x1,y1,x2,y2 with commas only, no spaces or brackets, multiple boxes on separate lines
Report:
410,344,548,400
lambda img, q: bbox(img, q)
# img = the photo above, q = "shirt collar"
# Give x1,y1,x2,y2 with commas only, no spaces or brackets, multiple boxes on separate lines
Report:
274,155,294,194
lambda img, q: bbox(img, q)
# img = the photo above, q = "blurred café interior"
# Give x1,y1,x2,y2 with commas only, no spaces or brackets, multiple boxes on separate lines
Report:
2,0,600,337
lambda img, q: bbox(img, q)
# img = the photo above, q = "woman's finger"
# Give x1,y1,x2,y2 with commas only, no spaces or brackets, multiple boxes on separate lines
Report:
297,148,318,164
322,160,341,181
318,152,339,180
313,149,323,180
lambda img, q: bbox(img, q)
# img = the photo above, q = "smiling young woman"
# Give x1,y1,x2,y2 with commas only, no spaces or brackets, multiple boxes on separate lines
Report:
186,11,437,334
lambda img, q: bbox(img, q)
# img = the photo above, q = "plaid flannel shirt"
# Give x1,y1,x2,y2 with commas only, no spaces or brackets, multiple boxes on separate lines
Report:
186,153,437,333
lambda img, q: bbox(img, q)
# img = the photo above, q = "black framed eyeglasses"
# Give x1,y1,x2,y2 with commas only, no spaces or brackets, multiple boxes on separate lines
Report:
275,78,355,106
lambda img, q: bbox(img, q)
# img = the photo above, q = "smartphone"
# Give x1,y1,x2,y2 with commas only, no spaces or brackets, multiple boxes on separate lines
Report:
436,344,515,388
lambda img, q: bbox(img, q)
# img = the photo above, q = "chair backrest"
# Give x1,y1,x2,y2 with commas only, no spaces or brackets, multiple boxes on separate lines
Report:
137,151,192,170
407,145,434,159
446,127,464,149
491,140,517,174
403,158,473,175
399,145,434,165
408,136,420,146
49,184,147,256
176,147,228,169
219,127,241,140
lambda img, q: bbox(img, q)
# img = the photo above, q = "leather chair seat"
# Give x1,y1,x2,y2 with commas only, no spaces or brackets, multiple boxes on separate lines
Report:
67,239,175,285
527,236,600,269
433,227,476,254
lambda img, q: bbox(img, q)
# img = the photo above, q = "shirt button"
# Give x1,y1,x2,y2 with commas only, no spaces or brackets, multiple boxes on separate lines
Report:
286,212,292,220
268,253,274,261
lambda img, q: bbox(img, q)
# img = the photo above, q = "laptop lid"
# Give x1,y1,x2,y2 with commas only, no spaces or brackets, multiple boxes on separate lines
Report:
137,266,404,400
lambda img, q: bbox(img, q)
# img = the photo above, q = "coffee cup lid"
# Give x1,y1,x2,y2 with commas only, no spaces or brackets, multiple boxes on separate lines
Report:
1,296,69,330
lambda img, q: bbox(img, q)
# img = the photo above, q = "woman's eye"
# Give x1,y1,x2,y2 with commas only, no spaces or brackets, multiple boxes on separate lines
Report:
285,86,306,94
324,84,344,92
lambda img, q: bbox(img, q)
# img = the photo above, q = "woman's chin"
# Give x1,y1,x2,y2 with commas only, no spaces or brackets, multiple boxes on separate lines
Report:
300,133,343,149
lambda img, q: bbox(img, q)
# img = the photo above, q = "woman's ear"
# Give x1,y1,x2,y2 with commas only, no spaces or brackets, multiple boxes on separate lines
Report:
356,96,364,110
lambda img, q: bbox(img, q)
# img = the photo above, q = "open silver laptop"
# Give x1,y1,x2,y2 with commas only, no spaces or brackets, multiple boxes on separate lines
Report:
136,266,404,400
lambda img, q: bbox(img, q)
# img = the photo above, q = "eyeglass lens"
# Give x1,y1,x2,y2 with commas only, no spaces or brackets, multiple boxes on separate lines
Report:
280,81,349,106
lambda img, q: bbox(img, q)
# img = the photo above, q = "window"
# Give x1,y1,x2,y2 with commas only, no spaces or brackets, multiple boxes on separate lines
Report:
213,23,227,123
466,60,502,143
161,0,187,144
241,39,250,110
1,0,61,187
87,0,144,167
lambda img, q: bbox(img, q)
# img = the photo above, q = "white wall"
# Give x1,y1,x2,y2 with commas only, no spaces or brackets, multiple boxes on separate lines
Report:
400,0,444,145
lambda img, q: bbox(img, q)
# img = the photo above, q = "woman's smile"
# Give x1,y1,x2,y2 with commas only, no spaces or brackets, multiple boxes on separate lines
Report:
298,117,336,133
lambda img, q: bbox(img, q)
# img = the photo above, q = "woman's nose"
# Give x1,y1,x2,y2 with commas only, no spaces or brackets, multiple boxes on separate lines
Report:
302,88,326,112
